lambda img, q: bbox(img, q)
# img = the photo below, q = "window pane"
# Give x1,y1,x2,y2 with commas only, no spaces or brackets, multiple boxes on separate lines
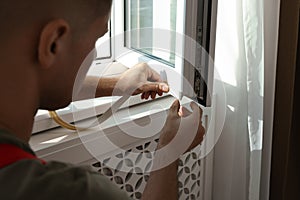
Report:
96,21,111,60
125,0,179,66
96,32,111,59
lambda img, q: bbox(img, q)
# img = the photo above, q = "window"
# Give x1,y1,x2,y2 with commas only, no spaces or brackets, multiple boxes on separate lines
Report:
114,0,217,106
125,0,181,66
95,21,113,63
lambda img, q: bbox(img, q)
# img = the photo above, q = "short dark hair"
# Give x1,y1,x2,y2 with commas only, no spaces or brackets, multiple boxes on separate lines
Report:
90,0,113,16
0,0,113,40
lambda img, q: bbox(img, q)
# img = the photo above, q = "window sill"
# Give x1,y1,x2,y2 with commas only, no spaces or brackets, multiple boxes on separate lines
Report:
33,94,162,134
30,95,210,164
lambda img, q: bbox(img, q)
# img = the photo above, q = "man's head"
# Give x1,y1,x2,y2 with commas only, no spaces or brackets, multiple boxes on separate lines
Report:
0,0,112,110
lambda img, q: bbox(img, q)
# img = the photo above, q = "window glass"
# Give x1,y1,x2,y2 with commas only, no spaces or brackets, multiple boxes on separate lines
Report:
96,21,111,60
125,0,180,66
96,32,111,59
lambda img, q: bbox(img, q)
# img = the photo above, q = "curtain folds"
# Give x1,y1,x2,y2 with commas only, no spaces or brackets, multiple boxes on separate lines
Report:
214,0,264,199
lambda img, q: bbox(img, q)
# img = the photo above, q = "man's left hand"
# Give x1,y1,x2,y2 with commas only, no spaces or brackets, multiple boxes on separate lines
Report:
116,63,169,99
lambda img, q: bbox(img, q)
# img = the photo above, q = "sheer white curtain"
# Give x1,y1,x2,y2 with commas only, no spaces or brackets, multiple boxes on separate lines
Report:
213,0,264,199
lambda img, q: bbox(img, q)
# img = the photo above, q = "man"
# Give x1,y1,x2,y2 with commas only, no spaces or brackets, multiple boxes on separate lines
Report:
0,0,205,199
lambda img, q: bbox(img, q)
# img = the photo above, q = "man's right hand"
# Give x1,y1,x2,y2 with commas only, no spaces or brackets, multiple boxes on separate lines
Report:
157,99,205,153
142,99,204,200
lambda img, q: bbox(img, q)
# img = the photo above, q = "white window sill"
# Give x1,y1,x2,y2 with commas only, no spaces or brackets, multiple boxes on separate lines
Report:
30,95,210,164
33,94,164,134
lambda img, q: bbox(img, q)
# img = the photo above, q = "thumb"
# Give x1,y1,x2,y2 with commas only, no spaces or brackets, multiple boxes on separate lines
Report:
169,99,181,117
142,82,169,93
190,102,203,117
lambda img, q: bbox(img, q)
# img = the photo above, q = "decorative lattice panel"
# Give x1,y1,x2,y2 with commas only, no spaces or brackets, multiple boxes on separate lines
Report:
90,138,203,200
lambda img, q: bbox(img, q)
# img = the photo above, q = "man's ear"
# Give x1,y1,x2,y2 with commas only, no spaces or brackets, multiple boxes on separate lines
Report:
38,19,70,69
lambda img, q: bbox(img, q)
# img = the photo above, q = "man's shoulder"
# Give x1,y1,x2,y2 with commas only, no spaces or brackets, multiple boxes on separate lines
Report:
0,160,131,200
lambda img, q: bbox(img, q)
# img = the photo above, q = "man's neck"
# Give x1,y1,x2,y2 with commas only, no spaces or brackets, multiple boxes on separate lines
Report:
0,114,35,143
0,62,39,143
0,97,38,143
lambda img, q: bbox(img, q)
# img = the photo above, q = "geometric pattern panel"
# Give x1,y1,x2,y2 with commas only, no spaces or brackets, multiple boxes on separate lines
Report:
91,138,203,200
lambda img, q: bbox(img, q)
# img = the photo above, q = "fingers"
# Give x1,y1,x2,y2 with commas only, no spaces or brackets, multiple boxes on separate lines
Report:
169,99,180,117
141,91,161,100
142,82,169,93
132,63,170,98
151,91,156,99
138,63,168,91
140,82,169,100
